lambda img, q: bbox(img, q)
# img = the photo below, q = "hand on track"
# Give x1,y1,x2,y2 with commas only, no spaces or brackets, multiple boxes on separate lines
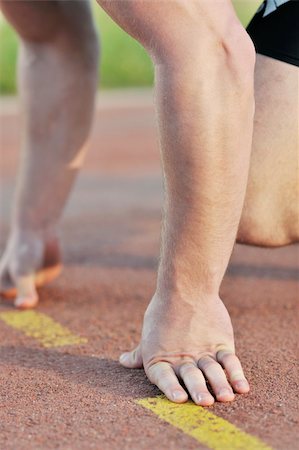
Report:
120,294,249,406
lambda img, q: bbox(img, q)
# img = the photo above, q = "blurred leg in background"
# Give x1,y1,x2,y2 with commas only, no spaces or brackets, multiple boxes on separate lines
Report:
0,0,99,308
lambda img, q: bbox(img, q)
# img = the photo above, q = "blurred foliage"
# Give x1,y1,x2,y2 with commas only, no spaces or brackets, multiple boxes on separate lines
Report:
0,20,18,94
92,6,154,89
0,1,261,94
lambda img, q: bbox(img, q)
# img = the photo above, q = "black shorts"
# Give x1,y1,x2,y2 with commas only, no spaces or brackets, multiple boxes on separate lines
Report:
246,0,299,67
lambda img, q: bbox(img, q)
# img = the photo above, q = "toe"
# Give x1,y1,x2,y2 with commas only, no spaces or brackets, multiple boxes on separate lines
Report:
15,293,39,310
14,274,39,309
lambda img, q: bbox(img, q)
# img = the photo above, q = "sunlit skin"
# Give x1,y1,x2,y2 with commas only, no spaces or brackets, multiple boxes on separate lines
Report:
0,0,298,405
239,54,299,246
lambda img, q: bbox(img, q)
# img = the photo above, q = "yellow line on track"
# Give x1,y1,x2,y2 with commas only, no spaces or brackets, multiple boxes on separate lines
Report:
137,396,272,450
0,310,87,348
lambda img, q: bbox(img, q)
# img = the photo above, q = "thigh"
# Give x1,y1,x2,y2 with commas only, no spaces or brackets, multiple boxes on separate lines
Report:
97,0,244,59
0,0,94,41
241,54,299,242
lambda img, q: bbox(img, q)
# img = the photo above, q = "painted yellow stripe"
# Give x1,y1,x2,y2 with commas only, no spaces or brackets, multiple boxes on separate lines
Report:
0,310,87,348
137,396,272,450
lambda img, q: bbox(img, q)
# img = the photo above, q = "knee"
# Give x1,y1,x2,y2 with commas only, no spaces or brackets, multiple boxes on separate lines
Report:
99,0,255,81
0,0,99,62
56,2,100,66
237,203,296,248
144,14,255,90
218,26,256,97
0,0,61,42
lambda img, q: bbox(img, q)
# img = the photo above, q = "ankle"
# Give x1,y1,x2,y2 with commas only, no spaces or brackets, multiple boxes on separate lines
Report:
11,222,59,242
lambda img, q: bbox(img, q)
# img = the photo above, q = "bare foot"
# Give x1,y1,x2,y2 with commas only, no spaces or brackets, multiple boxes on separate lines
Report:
0,228,62,309
120,293,249,406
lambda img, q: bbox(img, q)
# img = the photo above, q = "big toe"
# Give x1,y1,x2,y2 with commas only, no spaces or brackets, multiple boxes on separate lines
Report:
14,275,39,309
15,293,39,310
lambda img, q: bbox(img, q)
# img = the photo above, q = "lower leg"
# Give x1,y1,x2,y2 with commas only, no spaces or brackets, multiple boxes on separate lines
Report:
238,54,299,247
0,0,99,307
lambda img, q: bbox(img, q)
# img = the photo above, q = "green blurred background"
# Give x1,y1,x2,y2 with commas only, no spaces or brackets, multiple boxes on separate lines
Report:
0,1,261,95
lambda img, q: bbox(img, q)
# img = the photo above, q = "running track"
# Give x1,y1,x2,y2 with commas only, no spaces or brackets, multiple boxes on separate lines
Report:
0,90,298,450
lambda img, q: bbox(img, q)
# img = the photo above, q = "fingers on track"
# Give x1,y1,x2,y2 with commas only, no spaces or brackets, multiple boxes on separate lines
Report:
217,350,250,394
179,362,214,406
147,362,188,403
122,351,249,404
198,356,235,402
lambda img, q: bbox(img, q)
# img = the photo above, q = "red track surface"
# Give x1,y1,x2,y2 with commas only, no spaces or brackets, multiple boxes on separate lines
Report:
0,91,298,450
